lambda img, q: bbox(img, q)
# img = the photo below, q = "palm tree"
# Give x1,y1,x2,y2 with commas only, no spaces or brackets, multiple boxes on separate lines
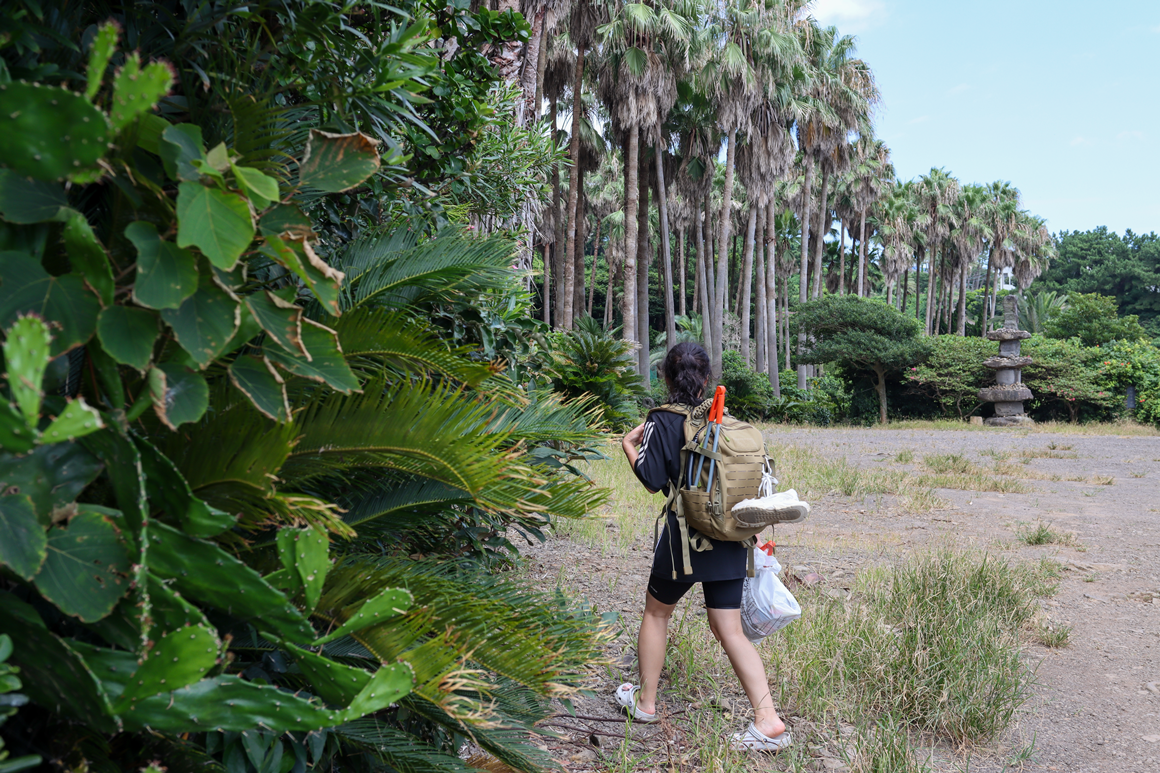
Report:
979,180,1020,335
597,0,694,375
846,135,893,297
915,168,959,335
945,183,989,334
1018,290,1068,333
542,30,575,328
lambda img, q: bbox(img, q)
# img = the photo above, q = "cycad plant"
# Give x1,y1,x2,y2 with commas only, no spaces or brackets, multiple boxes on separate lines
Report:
0,9,612,773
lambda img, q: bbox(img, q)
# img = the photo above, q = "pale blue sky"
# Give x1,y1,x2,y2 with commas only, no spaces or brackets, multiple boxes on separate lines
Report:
812,0,1159,235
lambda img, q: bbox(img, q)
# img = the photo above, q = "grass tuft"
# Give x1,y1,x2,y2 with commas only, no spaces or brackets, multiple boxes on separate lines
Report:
1034,620,1071,648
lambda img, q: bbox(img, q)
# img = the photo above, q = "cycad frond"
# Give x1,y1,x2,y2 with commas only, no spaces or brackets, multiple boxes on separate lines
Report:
483,389,605,447
338,479,472,533
331,721,475,773
328,307,496,386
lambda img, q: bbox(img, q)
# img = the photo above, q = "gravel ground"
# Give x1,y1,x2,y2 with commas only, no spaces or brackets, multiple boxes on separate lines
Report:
519,426,1160,773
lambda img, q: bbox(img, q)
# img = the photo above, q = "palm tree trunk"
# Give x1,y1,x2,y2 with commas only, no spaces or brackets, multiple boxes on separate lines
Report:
603,251,616,329
714,128,737,378
532,12,548,119
637,162,650,380
857,209,867,296
837,221,846,295
812,165,830,300
589,216,600,316
924,239,938,335
696,198,714,359
678,225,687,318
755,211,766,374
739,204,757,365
766,201,781,397
550,97,564,328
655,144,677,353
981,247,995,336
956,262,967,335
541,242,551,324
622,126,639,364
783,289,791,371
797,153,814,389
691,223,700,315
523,7,547,122
573,169,586,323
914,247,923,323
561,46,586,331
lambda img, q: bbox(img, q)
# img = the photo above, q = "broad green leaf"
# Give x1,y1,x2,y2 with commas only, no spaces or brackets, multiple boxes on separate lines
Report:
2,315,51,428
298,129,381,193
60,208,115,305
176,182,255,270
135,435,236,538
125,221,199,310
0,252,99,356
41,398,104,443
265,319,359,393
260,236,343,315
228,355,289,422
97,305,159,371
0,494,46,580
245,290,305,356
159,277,240,367
258,203,314,240
33,511,132,622
232,164,279,209
136,113,169,155
148,362,209,430
0,170,67,223
159,124,207,182
205,142,231,172
0,438,104,524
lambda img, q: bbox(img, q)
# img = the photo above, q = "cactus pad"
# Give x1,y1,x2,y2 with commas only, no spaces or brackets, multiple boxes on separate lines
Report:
112,623,220,711
313,587,412,646
85,21,120,101
0,82,111,181
147,521,315,642
2,315,51,430
134,435,235,538
61,208,115,306
109,53,174,133
40,397,104,443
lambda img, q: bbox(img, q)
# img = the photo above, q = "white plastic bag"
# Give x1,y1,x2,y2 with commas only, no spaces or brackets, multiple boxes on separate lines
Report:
739,546,801,644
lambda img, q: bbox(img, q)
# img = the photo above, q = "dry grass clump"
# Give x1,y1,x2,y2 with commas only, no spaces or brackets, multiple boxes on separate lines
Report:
1016,520,1083,549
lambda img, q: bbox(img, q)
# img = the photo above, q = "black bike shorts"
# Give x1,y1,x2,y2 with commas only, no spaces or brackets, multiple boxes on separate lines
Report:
646,575,744,610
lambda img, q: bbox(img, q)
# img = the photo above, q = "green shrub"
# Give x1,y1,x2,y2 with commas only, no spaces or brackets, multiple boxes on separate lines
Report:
904,335,994,419
1023,336,1119,422
1044,292,1149,347
720,349,777,421
547,330,646,429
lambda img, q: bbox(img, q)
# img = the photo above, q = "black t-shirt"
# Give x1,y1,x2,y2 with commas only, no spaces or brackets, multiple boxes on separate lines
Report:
632,409,748,582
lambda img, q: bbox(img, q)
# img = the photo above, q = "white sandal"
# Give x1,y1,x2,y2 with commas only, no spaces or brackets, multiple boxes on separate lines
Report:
729,722,792,752
613,683,658,723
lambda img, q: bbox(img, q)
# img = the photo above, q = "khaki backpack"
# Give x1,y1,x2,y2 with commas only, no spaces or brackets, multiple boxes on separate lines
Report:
649,397,770,578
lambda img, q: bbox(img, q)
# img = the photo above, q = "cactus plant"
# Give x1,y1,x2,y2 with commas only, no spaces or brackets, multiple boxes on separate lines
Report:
0,441,104,523
313,586,413,646
2,315,51,430
108,53,174,133
0,633,43,772
40,398,104,444
134,436,235,538
61,209,115,306
0,82,112,181
146,521,315,643
111,624,220,711
84,21,120,101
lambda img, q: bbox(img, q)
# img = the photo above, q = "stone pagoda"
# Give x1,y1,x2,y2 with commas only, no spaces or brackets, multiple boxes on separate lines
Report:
978,295,1034,426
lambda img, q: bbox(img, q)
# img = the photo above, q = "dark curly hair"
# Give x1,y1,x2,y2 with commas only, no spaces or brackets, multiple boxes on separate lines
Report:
660,342,712,405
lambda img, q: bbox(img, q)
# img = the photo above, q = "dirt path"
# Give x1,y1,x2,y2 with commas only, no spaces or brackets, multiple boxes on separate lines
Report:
521,427,1160,773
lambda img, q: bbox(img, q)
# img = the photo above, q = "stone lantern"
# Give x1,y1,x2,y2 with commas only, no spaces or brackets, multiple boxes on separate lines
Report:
978,296,1034,426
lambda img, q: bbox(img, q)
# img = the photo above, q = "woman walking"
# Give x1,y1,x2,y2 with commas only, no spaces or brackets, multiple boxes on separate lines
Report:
617,341,791,752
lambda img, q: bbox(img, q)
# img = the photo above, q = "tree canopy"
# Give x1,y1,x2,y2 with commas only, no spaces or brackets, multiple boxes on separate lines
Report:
1044,292,1149,348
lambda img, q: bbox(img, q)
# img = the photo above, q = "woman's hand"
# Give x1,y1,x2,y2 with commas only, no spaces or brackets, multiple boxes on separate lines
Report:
622,422,646,467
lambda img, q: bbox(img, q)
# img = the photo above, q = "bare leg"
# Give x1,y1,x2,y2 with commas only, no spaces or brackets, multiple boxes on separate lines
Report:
636,591,676,715
707,607,785,738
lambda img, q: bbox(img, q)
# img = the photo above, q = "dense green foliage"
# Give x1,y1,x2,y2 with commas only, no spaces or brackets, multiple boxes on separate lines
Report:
547,323,645,429
795,296,931,423
1043,292,1149,347
0,4,612,772
1033,227,1160,336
